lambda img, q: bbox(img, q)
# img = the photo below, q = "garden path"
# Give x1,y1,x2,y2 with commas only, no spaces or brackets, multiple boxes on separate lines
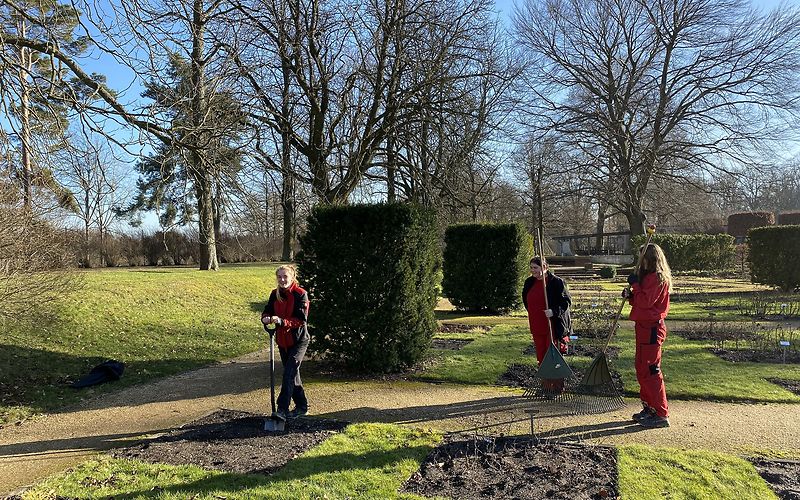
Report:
2,348,799,496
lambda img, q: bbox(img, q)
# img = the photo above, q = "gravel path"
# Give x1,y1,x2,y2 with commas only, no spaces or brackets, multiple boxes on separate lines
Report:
2,349,799,495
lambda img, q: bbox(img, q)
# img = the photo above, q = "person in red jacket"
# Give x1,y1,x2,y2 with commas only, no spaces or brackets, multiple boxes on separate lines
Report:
522,256,572,394
261,264,310,419
623,243,672,428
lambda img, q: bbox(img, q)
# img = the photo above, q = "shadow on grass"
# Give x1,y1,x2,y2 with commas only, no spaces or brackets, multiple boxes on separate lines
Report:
111,445,433,499
0,344,222,418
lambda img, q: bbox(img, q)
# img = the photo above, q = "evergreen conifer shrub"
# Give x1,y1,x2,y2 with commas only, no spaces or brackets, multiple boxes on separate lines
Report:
442,223,533,313
748,225,800,291
297,204,439,373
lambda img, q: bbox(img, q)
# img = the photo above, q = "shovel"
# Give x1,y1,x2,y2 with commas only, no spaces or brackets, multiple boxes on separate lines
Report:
263,323,286,432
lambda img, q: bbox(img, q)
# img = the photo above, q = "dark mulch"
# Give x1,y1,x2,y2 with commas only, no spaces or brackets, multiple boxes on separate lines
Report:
498,363,624,393
767,378,800,396
750,457,800,500
111,409,348,475
402,434,618,499
438,323,490,334
522,344,619,360
431,338,474,350
710,348,800,364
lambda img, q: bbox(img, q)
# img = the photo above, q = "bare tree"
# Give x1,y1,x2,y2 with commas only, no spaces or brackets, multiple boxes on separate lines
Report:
513,0,800,237
0,183,80,320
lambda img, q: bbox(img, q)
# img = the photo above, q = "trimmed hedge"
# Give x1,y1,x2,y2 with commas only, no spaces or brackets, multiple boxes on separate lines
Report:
778,211,800,225
727,212,774,238
297,204,439,373
748,225,800,291
442,223,533,313
631,233,735,272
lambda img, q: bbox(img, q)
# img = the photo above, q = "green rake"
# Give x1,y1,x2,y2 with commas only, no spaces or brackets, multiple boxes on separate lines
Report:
569,224,657,414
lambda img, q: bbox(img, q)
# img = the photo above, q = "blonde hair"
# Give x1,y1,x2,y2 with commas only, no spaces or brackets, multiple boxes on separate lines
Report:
638,244,673,293
274,264,297,301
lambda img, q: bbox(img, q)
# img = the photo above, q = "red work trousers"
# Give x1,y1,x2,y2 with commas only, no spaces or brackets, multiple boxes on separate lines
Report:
635,319,669,418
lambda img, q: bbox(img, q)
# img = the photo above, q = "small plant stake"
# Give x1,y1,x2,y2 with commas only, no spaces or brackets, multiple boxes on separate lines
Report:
780,340,790,364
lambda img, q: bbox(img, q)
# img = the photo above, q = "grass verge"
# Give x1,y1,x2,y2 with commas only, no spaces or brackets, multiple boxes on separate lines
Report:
618,445,778,499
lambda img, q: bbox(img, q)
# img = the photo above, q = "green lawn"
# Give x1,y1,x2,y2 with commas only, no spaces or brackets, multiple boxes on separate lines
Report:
0,264,278,425
422,323,800,403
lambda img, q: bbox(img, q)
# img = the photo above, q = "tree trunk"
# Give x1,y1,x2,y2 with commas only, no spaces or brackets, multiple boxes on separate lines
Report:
594,200,607,254
195,169,218,270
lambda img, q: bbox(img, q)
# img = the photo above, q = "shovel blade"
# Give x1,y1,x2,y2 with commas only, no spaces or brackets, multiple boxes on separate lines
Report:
264,416,286,432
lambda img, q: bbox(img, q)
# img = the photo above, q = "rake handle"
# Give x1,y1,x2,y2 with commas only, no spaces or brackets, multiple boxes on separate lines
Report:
535,228,556,346
603,224,656,352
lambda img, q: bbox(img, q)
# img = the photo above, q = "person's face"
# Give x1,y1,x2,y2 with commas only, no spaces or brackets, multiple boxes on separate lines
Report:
276,269,293,289
530,262,545,279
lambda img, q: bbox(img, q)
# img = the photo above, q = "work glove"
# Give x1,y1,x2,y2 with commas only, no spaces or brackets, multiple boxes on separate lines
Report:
544,309,554,318
621,288,633,299
627,273,639,285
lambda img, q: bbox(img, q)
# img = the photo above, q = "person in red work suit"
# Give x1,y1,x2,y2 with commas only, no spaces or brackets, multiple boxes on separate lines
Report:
623,243,673,428
522,256,572,394
262,264,310,419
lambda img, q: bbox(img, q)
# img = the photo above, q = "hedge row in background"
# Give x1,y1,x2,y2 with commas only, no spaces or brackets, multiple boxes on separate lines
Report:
632,233,735,272
748,225,800,291
778,211,800,225
726,212,774,238
297,204,439,373
442,223,533,313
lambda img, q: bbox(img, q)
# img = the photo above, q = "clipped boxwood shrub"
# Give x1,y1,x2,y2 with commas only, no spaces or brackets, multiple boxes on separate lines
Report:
442,223,533,313
632,233,735,272
727,212,774,238
599,266,616,278
778,211,800,225
296,203,439,373
748,225,800,291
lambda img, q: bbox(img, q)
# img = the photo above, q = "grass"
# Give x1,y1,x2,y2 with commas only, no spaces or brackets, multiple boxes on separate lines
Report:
0,264,278,425
418,323,800,403
21,425,784,499
21,423,441,499
618,445,778,499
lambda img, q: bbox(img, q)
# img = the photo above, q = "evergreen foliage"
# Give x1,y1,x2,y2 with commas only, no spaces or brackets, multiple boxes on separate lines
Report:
748,225,800,291
297,204,439,373
632,233,735,271
442,223,533,313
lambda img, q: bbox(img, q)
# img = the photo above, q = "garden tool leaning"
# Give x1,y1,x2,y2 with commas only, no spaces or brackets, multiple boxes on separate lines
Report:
263,323,286,432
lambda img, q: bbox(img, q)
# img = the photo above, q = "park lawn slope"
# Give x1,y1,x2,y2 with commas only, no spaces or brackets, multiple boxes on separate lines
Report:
0,264,277,425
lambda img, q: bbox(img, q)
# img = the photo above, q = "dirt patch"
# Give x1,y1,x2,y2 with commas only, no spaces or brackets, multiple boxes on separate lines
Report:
710,348,800,364
750,457,800,500
402,434,617,499
431,338,474,350
111,409,348,475
438,323,490,334
768,378,800,396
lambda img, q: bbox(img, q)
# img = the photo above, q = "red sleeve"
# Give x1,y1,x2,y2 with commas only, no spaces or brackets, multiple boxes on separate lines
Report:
631,274,666,309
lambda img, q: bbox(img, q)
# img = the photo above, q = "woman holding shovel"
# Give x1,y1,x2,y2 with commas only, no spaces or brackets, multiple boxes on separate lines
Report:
262,264,310,419
522,256,573,393
623,243,672,428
